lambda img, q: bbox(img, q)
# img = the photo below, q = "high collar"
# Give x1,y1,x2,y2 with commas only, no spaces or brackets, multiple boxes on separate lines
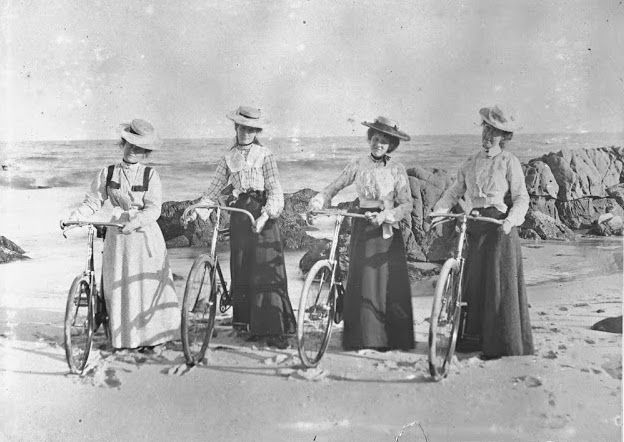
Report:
370,153,390,166
479,146,502,159
120,160,141,169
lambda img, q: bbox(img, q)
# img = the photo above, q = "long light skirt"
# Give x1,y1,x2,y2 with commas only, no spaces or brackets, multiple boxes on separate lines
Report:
103,221,180,349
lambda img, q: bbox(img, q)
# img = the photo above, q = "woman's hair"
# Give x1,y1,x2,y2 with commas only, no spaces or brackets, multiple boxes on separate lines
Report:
482,122,513,148
235,123,263,146
118,139,152,158
367,128,400,153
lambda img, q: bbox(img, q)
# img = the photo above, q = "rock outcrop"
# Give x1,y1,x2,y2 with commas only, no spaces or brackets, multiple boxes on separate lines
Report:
0,236,29,264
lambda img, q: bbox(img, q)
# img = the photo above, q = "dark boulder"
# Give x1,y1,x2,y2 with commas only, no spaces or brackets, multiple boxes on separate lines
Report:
591,316,622,334
0,236,29,264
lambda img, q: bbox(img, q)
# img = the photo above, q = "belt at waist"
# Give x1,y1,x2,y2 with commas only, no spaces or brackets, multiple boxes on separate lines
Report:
359,199,386,209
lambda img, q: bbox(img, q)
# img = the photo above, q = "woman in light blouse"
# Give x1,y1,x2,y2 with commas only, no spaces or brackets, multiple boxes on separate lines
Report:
308,116,415,351
184,106,296,349
63,119,180,350
433,104,534,359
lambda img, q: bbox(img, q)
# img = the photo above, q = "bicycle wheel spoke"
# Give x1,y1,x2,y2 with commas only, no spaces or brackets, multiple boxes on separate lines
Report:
181,256,217,365
429,261,461,380
64,277,93,374
297,261,335,367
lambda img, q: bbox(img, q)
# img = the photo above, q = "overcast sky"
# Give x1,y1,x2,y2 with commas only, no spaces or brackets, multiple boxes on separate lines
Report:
1,0,622,141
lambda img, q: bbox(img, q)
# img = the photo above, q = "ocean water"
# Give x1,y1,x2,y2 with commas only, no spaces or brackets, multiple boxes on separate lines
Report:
1,132,623,202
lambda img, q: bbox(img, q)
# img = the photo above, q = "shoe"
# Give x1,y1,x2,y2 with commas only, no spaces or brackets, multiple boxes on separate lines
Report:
455,335,481,353
479,354,501,361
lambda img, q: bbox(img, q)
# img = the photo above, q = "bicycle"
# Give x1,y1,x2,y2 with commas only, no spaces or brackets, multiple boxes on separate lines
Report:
179,203,256,366
297,209,368,368
427,211,502,381
60,220,123,374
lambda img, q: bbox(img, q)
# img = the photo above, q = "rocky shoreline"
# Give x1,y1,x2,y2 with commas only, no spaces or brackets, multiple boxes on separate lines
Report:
155,145,623,275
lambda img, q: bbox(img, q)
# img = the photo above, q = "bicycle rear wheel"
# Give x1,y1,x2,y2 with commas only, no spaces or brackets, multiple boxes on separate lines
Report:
64,276,94,374
428,258,462,380
181,254,217,365
297,260,335,368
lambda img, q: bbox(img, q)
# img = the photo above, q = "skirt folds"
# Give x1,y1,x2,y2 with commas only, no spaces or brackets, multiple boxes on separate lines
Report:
462,207,534,357
103,215,180,349
342,208,415,351
229,192,297,336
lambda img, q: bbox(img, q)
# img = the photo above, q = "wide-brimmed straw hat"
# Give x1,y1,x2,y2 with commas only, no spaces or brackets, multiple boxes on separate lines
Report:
118,119,163,150
361,116,410,141
226,106,265,129
479,105,518,133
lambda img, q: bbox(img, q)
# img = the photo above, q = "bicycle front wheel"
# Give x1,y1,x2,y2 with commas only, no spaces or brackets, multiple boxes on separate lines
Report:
181,254,217,365
297,260,336,368
428,258,462,380
64,276,94,374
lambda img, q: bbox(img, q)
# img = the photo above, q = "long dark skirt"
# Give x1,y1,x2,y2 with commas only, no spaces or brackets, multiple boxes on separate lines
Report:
461,207,534,357
342,208,415,351
229,193,297,336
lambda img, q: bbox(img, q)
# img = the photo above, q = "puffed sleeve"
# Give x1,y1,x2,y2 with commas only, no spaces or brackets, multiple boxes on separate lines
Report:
383,163,413,224
433,161,468,213
201,157,230,205
505,155,530,226
261,152,284,218
308,159,358,210
134,168,162,226
69,168,108,219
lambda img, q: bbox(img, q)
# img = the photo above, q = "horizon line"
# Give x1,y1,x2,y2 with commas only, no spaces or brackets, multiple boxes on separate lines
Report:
2,130,623,144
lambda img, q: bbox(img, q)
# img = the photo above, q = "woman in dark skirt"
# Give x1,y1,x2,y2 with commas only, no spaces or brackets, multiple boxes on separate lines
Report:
433,104,534,359
308,116,415,351
184,106,296,349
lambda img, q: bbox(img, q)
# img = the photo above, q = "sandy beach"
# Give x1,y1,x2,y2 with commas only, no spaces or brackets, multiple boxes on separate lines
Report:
0,187,621,441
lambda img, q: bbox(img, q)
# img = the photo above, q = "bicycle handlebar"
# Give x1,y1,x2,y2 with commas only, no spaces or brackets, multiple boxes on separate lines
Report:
429,212,503,225
307,209,369,220
182,203,256,225
61,220,125,229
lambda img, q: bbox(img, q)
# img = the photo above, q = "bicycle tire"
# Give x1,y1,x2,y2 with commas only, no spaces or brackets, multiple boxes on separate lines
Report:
181,254,217,365
64,276,94,374
297,259,336,368
428,258,462,380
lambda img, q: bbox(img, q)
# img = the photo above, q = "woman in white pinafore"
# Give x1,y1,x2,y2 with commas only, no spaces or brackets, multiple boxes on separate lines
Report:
66,119,180,349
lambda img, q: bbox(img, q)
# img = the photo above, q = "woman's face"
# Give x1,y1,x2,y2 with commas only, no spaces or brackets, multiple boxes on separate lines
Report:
122,141,149,163
236,124,259,145
481,123,503,155
369,132,391,158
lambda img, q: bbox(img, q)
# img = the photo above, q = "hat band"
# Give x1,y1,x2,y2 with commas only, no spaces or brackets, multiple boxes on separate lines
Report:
238,111,259,119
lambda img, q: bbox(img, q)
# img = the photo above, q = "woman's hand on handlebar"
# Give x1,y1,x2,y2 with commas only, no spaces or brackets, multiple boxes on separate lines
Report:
365,211,386,227
121,219,141,235
500,219,513,235
181,208,212,227
255,212,269,233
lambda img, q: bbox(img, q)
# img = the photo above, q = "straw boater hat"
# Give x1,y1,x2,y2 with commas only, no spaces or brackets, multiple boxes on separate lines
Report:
118,119,163,150
361,116,411,141
479,105,518,133
226,106,265,129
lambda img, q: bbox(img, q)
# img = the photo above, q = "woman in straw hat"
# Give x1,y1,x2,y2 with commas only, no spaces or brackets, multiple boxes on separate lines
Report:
63,119,180,350
308,116,415,351
433,104,534,359
184,106,296,349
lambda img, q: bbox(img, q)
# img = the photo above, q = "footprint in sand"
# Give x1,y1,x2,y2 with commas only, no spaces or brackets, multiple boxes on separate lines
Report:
512,375,543,387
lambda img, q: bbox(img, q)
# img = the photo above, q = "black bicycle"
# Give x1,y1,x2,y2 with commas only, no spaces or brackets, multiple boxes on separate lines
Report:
427,212,502,380
60,220,123,374
179,203,256,366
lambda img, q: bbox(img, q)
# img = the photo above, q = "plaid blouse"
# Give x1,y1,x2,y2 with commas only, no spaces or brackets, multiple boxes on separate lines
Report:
201,143,284,218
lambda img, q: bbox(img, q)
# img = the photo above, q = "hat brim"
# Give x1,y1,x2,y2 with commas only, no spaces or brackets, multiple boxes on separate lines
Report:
479,108,517,133
226,112,265,129
118,124,163,150
361,121,410,141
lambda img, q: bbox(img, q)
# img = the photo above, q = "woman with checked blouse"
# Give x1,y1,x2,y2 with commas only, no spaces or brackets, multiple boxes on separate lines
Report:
184,106,296,349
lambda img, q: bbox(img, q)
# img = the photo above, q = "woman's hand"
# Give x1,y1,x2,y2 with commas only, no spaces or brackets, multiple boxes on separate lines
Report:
255,212,270,233
121,219,141,235
365,211,386,227
500,219,513,235
181,208,212,227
